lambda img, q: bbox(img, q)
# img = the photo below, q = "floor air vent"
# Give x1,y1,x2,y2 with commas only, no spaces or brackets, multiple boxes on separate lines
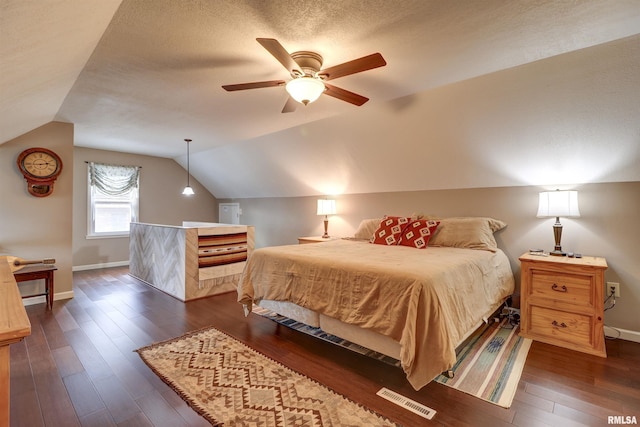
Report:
376,387,436,420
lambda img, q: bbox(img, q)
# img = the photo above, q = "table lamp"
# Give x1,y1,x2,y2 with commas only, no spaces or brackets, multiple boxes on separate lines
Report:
536,190,580,256
317,199,337,238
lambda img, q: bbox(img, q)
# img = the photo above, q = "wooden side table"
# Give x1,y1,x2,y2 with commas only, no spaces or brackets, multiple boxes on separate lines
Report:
13,264,57,310
519,253,607,357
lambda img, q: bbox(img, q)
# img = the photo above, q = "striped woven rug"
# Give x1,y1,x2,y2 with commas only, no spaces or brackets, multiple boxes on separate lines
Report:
435,318,532,408
254,308,531,408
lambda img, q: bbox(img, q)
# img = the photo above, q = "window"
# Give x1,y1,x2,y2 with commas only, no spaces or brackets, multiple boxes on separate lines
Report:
87,162,140,237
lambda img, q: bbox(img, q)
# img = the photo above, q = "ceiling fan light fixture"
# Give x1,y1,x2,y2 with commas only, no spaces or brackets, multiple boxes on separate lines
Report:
285,77,325,105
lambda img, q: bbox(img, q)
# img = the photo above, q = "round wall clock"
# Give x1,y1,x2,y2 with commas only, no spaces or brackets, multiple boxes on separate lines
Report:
17,147,63,197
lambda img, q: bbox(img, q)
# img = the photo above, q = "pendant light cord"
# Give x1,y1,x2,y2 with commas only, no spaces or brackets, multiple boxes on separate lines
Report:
185,138,191,186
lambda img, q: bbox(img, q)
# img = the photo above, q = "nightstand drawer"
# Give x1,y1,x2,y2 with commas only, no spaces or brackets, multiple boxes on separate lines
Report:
529,305,593,348
530,271,593,307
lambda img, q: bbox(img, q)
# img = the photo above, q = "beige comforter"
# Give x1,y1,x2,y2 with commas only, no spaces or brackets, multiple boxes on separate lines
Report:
237,239,514,390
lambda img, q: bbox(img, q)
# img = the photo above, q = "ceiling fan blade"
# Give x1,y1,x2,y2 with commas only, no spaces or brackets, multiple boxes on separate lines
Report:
323,83,369,106
319,53,386,81
222,80,285,91
281,96,297,113
256,38,302,76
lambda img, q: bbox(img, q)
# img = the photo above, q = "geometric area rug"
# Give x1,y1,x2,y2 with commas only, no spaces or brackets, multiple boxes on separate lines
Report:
136,327,400,426
254,307,531,409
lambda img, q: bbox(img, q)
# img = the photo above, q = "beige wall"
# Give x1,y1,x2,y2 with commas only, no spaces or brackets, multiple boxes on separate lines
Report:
0,122,74,298
0,124,220,299
72,147,218,268
224,181,640,334
2,122,637,338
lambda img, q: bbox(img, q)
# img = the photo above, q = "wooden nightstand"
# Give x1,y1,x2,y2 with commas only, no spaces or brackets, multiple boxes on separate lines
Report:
519,253,607,357
297,236,339,244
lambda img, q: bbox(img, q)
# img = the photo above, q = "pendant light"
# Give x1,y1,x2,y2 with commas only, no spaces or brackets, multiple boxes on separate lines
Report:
182,138,194,195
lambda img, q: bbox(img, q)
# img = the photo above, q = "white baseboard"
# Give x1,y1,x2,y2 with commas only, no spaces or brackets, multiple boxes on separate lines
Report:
73,260,129,271
22,261,128,307
22,290,75,307
605,326,640,344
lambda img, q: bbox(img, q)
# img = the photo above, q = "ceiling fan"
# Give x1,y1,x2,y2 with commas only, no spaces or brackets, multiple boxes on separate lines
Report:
222,38,387,113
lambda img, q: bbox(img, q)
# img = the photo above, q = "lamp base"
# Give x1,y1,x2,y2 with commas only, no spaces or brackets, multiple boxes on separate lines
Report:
322,218,330,238
550,219,566,256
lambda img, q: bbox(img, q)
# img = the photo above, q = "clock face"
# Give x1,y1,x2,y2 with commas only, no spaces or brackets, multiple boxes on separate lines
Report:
22,151,60,178
17,147,63,197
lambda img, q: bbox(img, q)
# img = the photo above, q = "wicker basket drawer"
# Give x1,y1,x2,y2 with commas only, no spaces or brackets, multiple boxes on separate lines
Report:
198,232,248,268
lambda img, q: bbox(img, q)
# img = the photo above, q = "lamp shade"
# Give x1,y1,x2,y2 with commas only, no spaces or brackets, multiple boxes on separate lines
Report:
317,199,336,216
286,77,325,105
537,190,580,218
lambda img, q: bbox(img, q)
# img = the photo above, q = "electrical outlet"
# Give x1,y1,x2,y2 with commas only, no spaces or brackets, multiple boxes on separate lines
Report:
607,282,621,298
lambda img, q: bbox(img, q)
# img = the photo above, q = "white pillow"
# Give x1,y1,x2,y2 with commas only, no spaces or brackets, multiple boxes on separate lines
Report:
353,218,383,240
428,217,506,252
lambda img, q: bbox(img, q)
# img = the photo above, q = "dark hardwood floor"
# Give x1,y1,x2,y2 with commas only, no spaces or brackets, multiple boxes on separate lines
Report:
10,267,640,426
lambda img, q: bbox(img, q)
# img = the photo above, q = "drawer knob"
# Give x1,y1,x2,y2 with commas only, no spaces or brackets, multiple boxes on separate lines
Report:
552,320,568,328
551,283,567,292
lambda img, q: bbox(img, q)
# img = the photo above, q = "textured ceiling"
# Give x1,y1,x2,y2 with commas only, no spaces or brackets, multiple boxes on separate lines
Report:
2,0,640,158
0,0,123,144
2,0,640,198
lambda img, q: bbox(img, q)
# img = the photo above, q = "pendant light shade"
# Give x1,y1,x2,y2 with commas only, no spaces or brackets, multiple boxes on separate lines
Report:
182,138,194,196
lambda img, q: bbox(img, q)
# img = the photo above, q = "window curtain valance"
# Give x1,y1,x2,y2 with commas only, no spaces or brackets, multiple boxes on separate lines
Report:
88,162,140,196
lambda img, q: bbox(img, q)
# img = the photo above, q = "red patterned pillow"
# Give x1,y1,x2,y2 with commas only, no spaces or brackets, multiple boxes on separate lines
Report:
370,216,411,245
398,220,440,249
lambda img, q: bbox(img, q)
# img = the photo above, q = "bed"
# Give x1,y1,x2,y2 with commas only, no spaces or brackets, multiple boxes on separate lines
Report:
237,216,515,390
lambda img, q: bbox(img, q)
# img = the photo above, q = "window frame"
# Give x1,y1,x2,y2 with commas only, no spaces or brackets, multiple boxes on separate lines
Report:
86,162,140,239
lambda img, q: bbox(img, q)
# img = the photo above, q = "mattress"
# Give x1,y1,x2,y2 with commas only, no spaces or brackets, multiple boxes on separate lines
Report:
238,239,514,389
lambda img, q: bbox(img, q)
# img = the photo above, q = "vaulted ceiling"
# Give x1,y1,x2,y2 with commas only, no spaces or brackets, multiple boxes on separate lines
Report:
2,0,640,198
